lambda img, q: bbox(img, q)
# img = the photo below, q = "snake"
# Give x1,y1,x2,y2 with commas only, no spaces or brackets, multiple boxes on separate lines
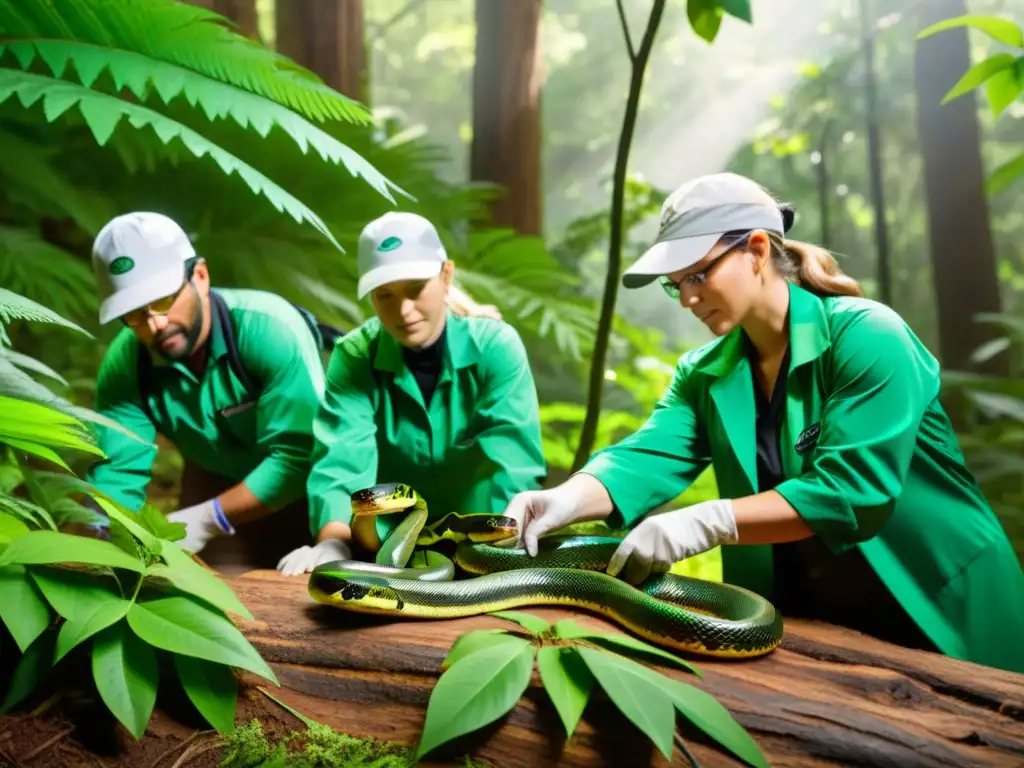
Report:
307,482,783,659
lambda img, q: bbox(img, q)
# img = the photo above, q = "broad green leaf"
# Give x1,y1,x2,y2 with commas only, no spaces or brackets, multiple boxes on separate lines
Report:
125,595,276,684
0,69,343,253
92,621,159,740
687,0,724,43
717,0,752,23
92,496,161,554
2,438,71,471
917,14,1024,48
2,350,67,385
941,54,1016,103
0,393,103,457
0,530,144,572
30,565,125,621
0,493,56,531
0,513,29,547
147,545,254,620
56,598,132,662
0,564,52,652
553,619,701,677
443,630,529,670
0,630,56,713
966,391,1024,423
537,647,593,738
490,610,550,634
576,647,677,760
416,639,536,759
984,65,1023,118
174,653,239,734
139,502,187,542
988,150,1024,195
663,678,769,768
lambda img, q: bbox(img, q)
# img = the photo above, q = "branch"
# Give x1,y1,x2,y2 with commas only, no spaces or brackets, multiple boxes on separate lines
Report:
570,0,667,473
616,0,636,60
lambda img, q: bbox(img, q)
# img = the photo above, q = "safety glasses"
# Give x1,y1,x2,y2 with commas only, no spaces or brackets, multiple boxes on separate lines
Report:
658,232,752,299
120,257,198,327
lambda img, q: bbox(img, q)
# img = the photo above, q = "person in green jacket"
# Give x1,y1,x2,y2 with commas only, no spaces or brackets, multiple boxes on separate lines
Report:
84,211,332,573
504,172,1024,674
276,211,548,576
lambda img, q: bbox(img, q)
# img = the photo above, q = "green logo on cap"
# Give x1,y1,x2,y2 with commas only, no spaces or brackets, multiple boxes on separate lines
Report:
109,256,135,275
379,236,403,252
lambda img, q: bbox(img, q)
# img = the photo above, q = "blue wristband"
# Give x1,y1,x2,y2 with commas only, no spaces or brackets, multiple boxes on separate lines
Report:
211,498,235,535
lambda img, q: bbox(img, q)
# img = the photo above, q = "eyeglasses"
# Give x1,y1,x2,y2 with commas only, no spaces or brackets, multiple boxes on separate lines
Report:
120,257,199,327
658,233,751,299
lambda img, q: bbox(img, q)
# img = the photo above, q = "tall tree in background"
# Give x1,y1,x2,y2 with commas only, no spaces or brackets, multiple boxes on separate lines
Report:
469,0,543,236
186,0,259,39
914,0,1005,391
276,0,367,101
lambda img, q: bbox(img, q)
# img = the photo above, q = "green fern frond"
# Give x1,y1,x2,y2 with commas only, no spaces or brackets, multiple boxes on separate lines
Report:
0,0,368,126
0,226,97,321
0,41,406,204
0,68,344,252
0,287,89,335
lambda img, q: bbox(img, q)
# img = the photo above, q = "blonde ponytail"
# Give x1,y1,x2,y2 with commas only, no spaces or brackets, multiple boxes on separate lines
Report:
770,236,863,298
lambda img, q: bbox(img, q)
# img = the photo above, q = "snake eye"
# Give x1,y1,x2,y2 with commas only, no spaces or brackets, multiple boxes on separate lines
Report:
487,517,497,527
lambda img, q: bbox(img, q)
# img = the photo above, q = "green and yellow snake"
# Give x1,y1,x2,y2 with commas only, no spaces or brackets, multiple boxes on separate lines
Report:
307,483,783,658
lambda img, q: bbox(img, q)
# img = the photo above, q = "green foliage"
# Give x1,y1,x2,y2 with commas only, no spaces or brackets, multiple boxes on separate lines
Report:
416,612,767,766
918,13,1024,195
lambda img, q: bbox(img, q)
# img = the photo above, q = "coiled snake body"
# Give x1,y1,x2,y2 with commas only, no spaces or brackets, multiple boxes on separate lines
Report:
308,483,783,658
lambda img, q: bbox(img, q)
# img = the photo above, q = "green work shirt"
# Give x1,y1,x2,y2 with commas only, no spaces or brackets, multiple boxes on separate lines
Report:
306,312,547,538
85,288,326,512
582,281,1024,673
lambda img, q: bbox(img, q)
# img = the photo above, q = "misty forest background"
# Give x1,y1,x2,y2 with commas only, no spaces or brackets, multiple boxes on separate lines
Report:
3,0,1023,569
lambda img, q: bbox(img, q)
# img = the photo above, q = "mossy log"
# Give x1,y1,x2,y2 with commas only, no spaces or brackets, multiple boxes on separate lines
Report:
229,570,1024,768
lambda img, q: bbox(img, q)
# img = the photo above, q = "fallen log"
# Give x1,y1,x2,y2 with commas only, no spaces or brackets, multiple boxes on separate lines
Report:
229,570,1024,768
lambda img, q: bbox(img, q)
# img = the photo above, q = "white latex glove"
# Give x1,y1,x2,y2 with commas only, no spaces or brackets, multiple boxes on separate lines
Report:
607,499,738,585
166,498,233,554
502,484,587,557
276,539,352,577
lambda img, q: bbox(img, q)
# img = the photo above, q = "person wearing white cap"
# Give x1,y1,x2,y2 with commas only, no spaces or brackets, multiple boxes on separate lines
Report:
276,211,547,576
500,172,1024,673
84,211,336,573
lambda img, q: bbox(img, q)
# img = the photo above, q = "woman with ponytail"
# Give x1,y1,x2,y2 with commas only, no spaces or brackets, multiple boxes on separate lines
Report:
503,172,1024,673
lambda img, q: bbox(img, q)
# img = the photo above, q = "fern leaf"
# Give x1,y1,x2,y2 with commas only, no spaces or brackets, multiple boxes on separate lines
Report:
0,0,368,126
0,287,90,335
0,41,405,204
0,69,345,252
1,349,68,386
0,226,97,322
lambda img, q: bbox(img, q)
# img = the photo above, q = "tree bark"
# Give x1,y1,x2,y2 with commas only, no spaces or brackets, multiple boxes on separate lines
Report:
913,0,1006,385
186,0,260,39
229,570,1024,767
275,0,367,101
469,0,543,236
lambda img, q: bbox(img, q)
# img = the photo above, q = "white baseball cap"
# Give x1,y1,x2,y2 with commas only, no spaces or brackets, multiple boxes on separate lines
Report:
356,212,448,300
92,212,197,324
622,172,787,289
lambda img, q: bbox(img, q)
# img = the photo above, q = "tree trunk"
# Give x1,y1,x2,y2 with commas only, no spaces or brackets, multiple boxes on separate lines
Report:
229,570,1024,767
275,0,367,101
913,0,1005,384
186,0,260,39
469,0,543,236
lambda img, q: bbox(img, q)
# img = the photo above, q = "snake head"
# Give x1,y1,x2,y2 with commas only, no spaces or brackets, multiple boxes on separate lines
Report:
308,571,406,613
473,515,518,542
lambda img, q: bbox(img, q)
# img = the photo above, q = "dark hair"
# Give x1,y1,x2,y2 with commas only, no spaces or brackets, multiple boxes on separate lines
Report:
767,202,863,298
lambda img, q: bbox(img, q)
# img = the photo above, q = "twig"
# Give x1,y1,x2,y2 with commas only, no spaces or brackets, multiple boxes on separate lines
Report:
571,0,668,473
0,745,26,768
675,732,702,767
168,735,223,768
147,730,205,768
616,0,636,60
21,726,74,762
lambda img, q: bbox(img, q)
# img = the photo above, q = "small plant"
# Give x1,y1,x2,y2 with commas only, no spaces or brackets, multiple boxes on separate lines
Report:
918,13,1024,194
415,611,768,767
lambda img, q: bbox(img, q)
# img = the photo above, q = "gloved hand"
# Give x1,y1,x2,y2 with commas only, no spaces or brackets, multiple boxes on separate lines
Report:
276,539,352,577
503,483,588,557
606,499,738,585
166,498,234,554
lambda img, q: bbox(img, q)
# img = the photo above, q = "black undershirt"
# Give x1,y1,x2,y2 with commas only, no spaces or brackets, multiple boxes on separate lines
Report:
401,326,447,407
747,340,935,652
